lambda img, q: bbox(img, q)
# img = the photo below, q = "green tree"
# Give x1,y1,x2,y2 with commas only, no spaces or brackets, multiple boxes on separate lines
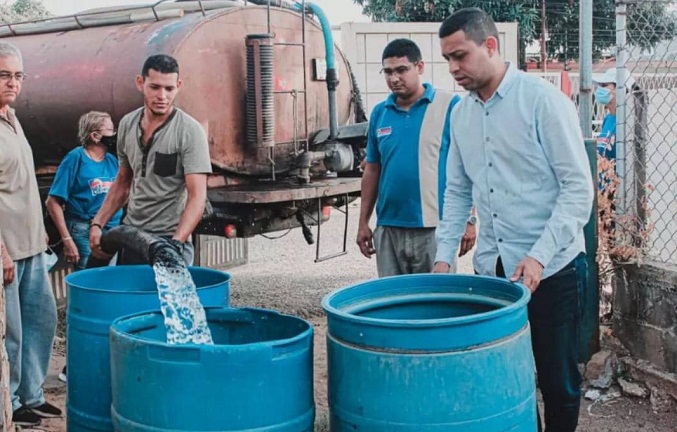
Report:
353,0,539,69
354,0,676,69
0,0,51,23
539,0,675,67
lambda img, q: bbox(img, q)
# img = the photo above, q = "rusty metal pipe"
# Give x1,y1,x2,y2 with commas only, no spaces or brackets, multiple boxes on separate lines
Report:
246,34,275,150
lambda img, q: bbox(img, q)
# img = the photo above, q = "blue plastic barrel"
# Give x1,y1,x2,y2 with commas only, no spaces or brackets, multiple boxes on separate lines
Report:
109,307,315,432
66,265,230,432
322,274,537,431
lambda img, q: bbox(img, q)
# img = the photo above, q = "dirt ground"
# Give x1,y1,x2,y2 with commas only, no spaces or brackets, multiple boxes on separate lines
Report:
35,201,676,431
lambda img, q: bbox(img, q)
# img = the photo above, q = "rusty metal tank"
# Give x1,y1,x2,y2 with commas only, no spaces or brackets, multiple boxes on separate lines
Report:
6,3,356,176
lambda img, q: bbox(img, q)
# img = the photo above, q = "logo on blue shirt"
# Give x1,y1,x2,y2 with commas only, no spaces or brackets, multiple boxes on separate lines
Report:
89,177,114,196
377,126,392,138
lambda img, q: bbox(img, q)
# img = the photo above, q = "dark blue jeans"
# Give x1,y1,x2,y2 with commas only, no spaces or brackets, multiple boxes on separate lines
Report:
496,254,586,432
531,254,586,432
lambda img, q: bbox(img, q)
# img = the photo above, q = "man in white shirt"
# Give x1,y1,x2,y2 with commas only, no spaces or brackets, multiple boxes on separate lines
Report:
433,8,594,432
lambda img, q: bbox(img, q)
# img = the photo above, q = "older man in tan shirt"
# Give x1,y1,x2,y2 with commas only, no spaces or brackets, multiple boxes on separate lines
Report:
0,41,61,427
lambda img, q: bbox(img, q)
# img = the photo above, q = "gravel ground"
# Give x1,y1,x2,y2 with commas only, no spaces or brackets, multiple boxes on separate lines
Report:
227,200,676,432
227,200,474,317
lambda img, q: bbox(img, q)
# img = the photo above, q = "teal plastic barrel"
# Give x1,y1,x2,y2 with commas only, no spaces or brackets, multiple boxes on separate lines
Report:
322,274,537,431
109,307,314,432
66,265,230,432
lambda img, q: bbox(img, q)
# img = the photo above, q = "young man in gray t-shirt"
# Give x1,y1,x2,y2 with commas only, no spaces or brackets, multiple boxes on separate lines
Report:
89,54,212,265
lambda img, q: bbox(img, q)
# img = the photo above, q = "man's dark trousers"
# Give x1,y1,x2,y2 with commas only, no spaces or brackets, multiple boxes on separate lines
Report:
494,253,586,432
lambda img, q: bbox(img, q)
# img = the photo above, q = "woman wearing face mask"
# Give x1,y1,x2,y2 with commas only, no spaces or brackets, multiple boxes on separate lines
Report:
46,111,123,383
46,111,123,271
592,68,636,161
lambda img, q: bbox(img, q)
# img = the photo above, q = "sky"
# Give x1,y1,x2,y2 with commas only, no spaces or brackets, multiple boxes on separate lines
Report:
40,0,370,24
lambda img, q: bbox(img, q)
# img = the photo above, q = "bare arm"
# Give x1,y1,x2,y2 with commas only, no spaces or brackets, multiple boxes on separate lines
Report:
46,196,80,264
46,196,69,240
356,162,380,258
1,236,14,286
90,164,133,257
172,173,208,243
92,164,133,227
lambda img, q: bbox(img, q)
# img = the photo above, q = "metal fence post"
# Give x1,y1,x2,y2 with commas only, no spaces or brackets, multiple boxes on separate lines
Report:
579,0,593,138
615,0,629,215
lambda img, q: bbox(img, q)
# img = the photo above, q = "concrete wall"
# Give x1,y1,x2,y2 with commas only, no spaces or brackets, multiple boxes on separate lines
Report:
339,22,519,114
614,261,677,373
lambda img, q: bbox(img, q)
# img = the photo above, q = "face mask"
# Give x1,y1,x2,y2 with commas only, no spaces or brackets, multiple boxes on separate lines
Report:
595,87,613,105
99,133,117,150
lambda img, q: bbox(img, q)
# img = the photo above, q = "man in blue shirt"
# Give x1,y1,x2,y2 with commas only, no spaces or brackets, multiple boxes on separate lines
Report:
356,38,475,277
433,9,593,432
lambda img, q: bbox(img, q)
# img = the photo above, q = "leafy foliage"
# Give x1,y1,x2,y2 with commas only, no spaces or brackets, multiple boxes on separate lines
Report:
541,0,675,64
0,0,51,24
353,0,675,67
353,0,539,67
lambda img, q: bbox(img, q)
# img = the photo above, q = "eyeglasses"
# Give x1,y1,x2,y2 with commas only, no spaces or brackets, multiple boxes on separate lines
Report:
380,62,419,77
0,71,26,82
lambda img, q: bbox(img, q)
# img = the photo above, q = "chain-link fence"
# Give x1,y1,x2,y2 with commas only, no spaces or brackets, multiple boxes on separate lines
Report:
616,0,676,265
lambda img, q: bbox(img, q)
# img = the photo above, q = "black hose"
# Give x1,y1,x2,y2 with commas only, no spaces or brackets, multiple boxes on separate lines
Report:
100,225,184,267
345,58,368,123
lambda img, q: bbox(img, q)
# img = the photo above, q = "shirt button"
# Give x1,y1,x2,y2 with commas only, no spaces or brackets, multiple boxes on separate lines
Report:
485,137,490,142
490,188,494,193
498,238,503,243
485,111,489,116
493,213,497,218
488,162,493,167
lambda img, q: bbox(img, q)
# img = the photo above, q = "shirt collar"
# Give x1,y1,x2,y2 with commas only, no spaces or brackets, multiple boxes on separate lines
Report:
0,107,17,132
471,62,518,103
385,83,435,108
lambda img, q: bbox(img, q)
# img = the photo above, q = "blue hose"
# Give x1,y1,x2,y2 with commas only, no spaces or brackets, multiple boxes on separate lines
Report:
296,2,335,69
296,2,339,139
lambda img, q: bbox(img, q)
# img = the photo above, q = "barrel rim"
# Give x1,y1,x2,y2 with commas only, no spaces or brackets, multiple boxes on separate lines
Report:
321,274,530,328
65,265,231,294
109,306,313,350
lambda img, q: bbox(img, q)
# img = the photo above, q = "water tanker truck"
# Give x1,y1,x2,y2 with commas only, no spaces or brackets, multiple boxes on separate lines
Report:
2,0,367,260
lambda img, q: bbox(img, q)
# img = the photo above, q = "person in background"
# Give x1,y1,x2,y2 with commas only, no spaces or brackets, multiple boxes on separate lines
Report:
45,110,123,383
592,68,635,162
0,41,61,427
592,69,635,251
356,38,476,277
433,8,593,431
89,54,212,265
46,111,122,270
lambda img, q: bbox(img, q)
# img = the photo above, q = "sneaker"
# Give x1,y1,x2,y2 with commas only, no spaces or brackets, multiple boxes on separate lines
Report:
12,407,41,426
58,365,67,383
28,402,62,418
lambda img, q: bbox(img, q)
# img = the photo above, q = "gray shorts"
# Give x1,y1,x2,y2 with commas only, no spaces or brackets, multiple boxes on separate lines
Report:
373,226,456,277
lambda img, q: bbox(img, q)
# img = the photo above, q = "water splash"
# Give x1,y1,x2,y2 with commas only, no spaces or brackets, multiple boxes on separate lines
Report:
153,262,213,345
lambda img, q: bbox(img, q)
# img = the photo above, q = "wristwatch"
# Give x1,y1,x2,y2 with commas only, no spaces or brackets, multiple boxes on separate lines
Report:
90,222,103,230
467,215,477,225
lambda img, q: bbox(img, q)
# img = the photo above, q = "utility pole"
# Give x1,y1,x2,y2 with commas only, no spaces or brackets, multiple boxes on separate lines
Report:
541,0,547,72
579,0,593,137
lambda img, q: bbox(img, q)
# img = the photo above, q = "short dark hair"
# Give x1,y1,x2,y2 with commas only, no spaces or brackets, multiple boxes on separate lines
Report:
439,8,500,51
142,54,180,78
382,39,422,63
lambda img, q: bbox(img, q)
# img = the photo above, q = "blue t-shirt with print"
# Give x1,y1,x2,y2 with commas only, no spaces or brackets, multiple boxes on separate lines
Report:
597,113,616,160
597,113,616,191
366,84,461,228
48,147,123,227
